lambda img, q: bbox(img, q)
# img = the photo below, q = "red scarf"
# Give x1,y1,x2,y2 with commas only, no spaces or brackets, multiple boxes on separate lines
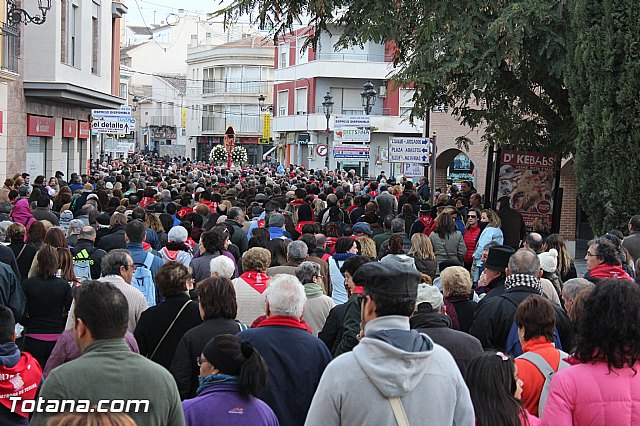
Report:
295,220,316,234
258,315,312,334
177,207,193,219
0,352,41,418
240,272,270,294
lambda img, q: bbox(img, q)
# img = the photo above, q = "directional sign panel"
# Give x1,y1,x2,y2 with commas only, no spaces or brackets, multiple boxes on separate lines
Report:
389,137,431,164
335,128,371,143
333,145,370,161
92,117,136,134
91,106,132,118
334,115,370,129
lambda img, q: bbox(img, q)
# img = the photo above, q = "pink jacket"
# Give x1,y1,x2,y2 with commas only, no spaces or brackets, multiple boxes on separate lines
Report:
542,361,640,425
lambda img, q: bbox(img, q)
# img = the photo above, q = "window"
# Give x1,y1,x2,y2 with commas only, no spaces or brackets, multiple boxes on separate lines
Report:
91,2,100,74
119,83,127,99
295,88,308,114
400,89,415,117
279,44,288,68
277,90,289,116
60,0,67,63
297,37,308,65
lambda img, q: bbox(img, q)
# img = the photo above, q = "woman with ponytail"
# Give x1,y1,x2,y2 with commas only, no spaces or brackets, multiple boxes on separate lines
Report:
182,334,277,426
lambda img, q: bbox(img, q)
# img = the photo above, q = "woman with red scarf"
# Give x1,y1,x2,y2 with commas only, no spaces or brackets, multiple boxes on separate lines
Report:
232,248,272,326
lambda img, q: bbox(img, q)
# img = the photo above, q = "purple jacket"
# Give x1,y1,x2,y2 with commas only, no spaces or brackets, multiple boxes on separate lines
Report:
42,330,139,378
182,383,278,426
542,361,640,425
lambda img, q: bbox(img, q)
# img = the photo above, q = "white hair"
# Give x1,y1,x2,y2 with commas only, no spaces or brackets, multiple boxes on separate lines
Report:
210,255,235,279
265,274,307,318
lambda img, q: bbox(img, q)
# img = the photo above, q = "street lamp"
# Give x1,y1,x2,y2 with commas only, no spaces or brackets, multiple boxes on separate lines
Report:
7,0,52,25
258,94,273,112
361,80,377,115
322,92,334,169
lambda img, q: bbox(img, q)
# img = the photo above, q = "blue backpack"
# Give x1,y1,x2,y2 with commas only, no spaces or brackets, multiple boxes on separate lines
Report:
503,294,563,357
132,252,156,307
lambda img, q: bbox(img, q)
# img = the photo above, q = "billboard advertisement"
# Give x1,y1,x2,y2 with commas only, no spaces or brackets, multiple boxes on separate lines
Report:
496,151,558,231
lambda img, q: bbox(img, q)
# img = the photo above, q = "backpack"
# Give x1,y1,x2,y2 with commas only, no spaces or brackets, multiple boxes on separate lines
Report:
503,294,563,356
132,252,157,307
73,248,94,283
516,350,569,417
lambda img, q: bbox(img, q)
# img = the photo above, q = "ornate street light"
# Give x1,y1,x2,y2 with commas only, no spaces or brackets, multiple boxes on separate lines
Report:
258,94,273,112
361,80,377,115
322,92,334,168
8,0,52,25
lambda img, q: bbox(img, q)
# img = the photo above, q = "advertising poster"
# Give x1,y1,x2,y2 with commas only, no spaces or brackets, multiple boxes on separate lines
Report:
496,151,558,231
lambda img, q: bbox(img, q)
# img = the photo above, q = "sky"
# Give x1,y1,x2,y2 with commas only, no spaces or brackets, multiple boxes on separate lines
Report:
126,0,223,26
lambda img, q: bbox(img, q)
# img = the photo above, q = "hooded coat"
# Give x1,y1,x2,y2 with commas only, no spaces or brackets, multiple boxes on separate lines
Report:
305,316,475,426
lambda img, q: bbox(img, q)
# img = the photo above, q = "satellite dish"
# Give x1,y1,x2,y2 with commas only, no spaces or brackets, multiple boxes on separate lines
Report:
166,13,180,26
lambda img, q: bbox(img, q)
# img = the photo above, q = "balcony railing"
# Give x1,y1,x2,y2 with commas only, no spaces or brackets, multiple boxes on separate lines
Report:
202,114,260,133
311,106,392,116
314,52,391,63
203,79,268,95
148,116,175,126
1,22,19,74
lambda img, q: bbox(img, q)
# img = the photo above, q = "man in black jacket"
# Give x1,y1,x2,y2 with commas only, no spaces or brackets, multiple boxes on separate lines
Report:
476,244,515,302
469,248,574,352
72,227,107,280
410,283,483,373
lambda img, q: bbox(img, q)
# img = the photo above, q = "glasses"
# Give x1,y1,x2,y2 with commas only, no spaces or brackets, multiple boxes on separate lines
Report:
196,356,208,367
467,214,477,218
495,352,509,361
585,252,598,257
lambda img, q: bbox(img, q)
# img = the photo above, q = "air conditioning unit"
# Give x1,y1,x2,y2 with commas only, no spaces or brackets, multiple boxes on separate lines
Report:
378,86,387,98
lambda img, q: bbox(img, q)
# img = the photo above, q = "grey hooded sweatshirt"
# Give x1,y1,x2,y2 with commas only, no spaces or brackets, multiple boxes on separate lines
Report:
305,315,475,426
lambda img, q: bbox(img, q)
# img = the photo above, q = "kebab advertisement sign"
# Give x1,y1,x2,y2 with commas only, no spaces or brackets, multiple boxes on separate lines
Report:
496,151,558,231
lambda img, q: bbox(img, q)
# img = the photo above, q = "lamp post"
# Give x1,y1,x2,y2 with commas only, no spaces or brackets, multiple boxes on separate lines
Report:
322,92,334,169
7,0,51,25
361,80,377,115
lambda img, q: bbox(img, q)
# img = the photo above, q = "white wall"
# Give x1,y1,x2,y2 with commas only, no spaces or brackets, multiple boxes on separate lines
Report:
23,0,113,94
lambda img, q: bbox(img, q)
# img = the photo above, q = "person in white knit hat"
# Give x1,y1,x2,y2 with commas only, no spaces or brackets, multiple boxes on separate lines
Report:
539,248,562,303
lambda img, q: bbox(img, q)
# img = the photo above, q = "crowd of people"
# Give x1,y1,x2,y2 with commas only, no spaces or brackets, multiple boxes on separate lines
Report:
0,154,636,425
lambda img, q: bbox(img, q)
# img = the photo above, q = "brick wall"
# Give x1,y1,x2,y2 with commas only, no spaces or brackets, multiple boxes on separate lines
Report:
559,160,577,241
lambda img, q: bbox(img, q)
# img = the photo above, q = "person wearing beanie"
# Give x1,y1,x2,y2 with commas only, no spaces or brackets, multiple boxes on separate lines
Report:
539,249,562,301
182,334,277,426
160,226,193,267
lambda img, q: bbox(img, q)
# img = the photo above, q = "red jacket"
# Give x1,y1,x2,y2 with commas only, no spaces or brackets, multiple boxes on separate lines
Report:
514,337,562,416
463,225,481,264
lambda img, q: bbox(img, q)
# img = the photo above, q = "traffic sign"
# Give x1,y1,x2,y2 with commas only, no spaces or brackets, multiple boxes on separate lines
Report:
316,144,328,157
334,115,370,129
333,145,370,161
92,117,136,134
91,106,132,118
403,163,424,177
335,128,370,143
389,137,431,164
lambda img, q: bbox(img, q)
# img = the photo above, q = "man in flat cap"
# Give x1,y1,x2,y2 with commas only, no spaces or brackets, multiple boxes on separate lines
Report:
305,262,474,426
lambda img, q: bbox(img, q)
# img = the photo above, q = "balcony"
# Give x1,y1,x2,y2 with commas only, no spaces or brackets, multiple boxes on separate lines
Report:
148,116,175,126
312,106,391,116
315,52,390,63
203,79,269,95
0,22,19,80
202,115,260,134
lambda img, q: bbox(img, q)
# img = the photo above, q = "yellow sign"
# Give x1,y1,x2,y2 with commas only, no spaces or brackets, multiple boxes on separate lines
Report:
181,108,187,128
263,114,271,139
259,138,271,145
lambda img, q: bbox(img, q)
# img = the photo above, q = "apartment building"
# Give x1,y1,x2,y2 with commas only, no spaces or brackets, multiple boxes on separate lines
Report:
186,35,274,162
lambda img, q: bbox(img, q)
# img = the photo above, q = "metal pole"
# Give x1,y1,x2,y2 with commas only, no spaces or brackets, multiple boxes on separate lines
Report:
325,115,330,169
430,131,437,200
422,109,430,197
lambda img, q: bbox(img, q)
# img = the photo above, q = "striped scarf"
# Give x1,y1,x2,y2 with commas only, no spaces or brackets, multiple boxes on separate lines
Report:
504,274,542,293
